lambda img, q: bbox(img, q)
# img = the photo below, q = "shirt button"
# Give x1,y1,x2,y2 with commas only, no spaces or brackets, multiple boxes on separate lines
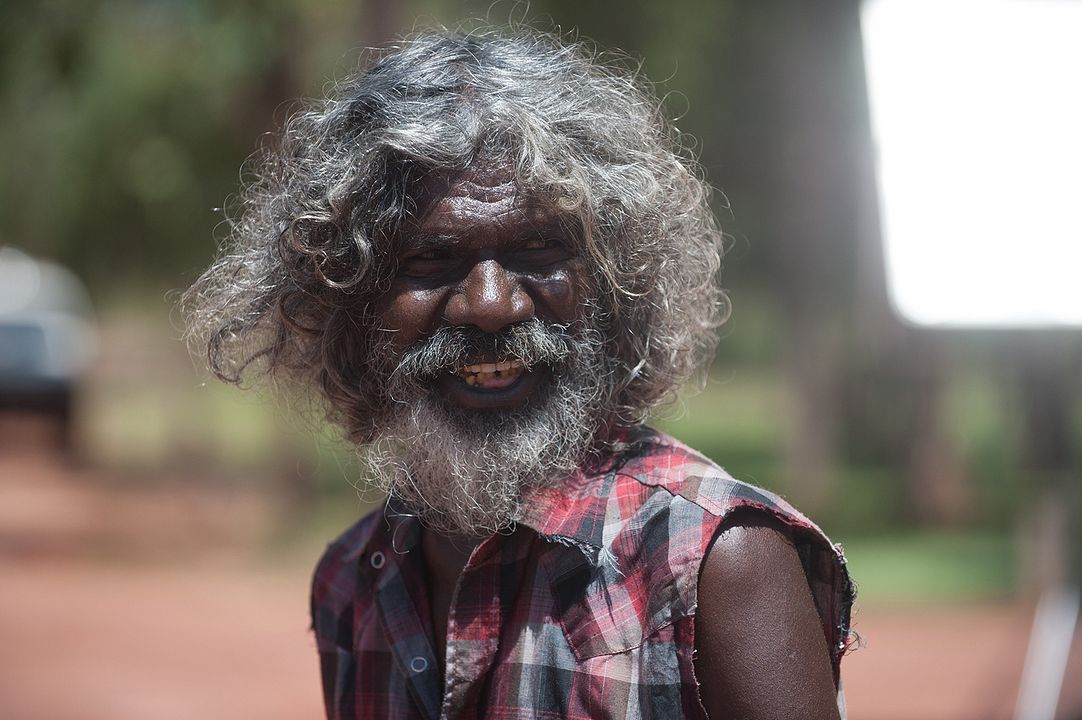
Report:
410,656,429,673
370,551,385,569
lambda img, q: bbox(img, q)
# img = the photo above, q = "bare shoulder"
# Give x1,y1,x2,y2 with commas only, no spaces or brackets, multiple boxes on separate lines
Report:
694,511,840,720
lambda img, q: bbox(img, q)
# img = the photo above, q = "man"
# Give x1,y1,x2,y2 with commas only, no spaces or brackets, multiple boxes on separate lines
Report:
185,28,854,719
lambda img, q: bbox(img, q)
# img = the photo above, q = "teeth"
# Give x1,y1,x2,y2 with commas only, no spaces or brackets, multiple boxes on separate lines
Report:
456,359,526,382
459,360,524,374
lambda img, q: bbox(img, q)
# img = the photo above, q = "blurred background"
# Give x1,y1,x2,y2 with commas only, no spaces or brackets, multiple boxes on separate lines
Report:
1,0,1080,718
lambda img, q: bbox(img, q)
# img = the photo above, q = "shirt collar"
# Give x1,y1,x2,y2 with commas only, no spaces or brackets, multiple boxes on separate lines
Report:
515,424,658,561
514,468,607,560
341,496,424,562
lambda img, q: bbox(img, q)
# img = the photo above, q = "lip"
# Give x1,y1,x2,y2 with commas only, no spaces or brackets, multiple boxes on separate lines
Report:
436,365,548,411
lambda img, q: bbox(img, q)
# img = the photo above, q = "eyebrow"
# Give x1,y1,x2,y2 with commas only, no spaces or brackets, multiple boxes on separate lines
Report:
398,233,459,252
522,218,567,237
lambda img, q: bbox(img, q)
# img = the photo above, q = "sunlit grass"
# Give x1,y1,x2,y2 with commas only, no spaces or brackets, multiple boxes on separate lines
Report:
840,532,1015,604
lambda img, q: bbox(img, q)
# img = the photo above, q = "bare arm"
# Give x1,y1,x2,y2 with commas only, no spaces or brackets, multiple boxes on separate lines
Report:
694,513,840,720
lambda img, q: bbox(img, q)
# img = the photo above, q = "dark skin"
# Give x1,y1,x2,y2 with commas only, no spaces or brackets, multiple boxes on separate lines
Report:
420,530,474,659
379,164,840,718
696,513,841,719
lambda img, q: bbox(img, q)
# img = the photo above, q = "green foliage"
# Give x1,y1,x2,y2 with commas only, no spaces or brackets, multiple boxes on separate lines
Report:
0,0,363,290
944,368,1023,527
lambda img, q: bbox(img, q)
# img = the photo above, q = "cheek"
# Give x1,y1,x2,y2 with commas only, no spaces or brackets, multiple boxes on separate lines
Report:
374,288,446,349
528,264,588,323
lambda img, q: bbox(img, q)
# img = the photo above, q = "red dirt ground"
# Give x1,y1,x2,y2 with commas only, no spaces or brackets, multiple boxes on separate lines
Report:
2,437,1079,720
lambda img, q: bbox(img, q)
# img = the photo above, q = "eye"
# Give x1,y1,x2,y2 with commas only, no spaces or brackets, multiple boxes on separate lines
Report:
522,238,554,250
399,247,458,279
510,237,572,269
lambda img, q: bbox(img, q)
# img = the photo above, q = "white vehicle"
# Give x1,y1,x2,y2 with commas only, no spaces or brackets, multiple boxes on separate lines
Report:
0,246,96,450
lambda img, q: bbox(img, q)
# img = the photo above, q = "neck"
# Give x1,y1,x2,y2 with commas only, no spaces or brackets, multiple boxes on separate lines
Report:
421,526,478,588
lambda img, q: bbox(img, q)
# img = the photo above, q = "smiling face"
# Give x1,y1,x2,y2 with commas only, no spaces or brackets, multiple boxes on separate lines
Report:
377,162,587,412
360,161,608,538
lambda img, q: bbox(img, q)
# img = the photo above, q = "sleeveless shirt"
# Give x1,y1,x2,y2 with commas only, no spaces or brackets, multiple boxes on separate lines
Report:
311,427,855,719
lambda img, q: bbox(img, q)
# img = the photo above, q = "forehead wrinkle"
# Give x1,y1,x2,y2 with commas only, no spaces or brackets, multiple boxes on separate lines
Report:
447,174,516,200
420,191,562,238
435,193,518,225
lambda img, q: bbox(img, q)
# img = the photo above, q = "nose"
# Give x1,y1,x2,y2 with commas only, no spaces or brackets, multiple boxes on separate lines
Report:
445,259,534,334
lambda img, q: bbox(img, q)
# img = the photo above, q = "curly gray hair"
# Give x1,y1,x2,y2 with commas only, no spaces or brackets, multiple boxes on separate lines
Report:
183,27,726,444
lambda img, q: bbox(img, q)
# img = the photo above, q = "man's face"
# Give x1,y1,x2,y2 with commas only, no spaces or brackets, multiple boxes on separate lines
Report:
361,161,606,537
376,162,585,411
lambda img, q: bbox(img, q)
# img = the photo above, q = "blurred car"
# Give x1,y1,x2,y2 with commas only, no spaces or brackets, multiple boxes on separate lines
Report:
0,246,96,450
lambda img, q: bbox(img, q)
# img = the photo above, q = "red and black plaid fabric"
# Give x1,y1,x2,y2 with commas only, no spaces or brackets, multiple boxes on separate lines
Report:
311,427,855,719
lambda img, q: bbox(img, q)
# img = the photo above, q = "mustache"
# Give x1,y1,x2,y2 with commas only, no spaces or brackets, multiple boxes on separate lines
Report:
390,319,574,383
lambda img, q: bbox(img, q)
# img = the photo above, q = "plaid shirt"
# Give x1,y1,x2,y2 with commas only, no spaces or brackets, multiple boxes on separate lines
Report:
311,427,854,719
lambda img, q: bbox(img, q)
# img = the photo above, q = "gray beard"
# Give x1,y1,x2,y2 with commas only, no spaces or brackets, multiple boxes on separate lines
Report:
359,321,609,538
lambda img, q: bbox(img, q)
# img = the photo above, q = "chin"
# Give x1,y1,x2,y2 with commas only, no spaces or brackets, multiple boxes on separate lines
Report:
360,370,601,537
